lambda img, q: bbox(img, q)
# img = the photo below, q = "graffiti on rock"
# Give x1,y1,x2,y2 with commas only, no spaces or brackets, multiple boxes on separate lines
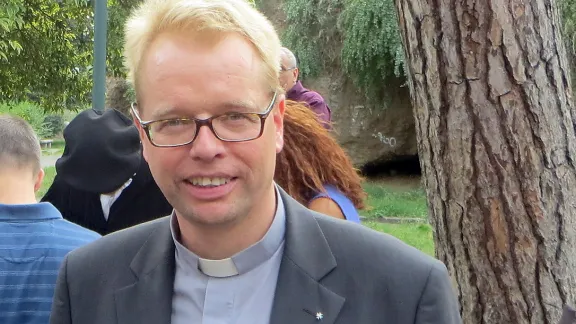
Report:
373,132,397,147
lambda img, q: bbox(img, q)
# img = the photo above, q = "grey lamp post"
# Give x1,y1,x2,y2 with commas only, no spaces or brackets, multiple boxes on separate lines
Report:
92,0,107,112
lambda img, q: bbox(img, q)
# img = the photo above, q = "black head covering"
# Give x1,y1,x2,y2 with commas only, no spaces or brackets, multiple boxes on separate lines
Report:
55,108,142,193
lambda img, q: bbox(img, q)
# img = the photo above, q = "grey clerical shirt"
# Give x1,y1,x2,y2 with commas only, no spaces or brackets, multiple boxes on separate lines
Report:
170,187,286,323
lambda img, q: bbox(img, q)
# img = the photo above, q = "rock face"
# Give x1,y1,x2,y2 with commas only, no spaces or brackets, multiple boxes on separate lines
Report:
257,2,418,167
305,75,417,167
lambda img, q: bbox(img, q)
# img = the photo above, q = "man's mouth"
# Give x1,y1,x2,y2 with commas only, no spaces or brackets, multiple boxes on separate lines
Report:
185,177,234,187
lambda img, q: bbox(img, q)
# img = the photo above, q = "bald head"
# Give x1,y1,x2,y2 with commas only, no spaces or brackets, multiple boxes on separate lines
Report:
0,115,41,175
280,47,298,69
279,47,299,92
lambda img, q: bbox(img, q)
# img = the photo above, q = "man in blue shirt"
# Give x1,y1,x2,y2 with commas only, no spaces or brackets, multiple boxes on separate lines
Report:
0,114,101,324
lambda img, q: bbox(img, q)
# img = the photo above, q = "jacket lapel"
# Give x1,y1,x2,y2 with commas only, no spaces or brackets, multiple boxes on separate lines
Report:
270,189,345,324
114,217,175,324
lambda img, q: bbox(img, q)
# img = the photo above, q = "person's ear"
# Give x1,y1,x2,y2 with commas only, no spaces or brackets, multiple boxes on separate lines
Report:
293,68,299,81
131,107,150,162
274,97,285,154
33,168,45,192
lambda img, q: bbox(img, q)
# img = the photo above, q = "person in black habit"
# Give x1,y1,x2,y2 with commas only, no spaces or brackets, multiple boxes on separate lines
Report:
41,108,173,235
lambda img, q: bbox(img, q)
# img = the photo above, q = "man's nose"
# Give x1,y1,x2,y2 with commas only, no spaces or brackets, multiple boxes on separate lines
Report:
187,125,226,161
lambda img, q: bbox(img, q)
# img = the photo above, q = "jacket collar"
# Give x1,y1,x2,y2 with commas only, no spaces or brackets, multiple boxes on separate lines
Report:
0,202,62,221
270,188,344,324
114,186,344,324
286,80,306,100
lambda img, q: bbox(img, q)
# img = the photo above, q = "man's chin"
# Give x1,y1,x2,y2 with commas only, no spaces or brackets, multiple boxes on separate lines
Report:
176,207,240,228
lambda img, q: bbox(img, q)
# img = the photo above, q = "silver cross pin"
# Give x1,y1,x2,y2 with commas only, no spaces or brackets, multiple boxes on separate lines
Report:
315,312,324,320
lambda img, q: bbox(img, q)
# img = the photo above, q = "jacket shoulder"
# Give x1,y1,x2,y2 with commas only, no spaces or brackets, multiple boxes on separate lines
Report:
314,214,443,277
300,89,326,104
65,216,170,269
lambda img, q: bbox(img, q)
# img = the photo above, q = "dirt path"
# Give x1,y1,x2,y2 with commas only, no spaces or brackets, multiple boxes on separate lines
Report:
41,154,60,168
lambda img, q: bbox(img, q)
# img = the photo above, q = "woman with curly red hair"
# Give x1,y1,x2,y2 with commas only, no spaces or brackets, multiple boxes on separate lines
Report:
275,101,366,222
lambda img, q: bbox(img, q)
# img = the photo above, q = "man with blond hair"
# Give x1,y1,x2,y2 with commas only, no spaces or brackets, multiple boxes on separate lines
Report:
50,0,462,323
0,115,100,324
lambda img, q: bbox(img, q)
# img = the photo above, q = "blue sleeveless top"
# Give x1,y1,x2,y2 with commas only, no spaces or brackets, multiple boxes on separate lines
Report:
310,184,361,223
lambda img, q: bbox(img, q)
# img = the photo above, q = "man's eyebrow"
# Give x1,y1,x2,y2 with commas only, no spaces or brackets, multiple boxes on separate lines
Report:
218,99,260,112
147,99,263,120
149,107,180,121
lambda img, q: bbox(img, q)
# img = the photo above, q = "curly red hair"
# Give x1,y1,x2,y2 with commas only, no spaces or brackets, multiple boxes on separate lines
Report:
275,101,366,209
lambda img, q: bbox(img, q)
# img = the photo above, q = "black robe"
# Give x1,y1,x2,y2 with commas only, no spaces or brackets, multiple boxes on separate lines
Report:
41,160,173,236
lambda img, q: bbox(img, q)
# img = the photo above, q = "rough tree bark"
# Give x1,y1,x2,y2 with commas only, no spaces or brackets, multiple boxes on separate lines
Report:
394,0,576,323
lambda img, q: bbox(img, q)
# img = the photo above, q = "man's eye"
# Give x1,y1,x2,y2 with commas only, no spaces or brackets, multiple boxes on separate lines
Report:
222,113,259,123
164,119,184,126
227,113,248,120
154,119,190,132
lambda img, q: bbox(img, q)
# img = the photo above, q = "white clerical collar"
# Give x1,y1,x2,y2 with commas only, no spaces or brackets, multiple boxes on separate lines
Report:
170,185,286,278
197,258,238,277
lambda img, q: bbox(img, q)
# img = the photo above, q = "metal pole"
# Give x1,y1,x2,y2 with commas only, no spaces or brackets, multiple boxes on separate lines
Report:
92,0,108,112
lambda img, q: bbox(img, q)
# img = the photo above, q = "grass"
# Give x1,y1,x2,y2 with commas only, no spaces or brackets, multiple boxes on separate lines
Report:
36,164,435,255
364,222,435,256
361,180,428,219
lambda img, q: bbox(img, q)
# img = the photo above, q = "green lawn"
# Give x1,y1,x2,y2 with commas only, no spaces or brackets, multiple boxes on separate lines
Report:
37,166,435,255
361,180,428,219
364,222,434,256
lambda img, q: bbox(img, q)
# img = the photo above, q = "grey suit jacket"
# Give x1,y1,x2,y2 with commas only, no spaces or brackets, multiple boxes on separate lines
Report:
50,188,462,323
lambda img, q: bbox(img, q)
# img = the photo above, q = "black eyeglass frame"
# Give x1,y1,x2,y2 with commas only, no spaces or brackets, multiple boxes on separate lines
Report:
131,92,278,148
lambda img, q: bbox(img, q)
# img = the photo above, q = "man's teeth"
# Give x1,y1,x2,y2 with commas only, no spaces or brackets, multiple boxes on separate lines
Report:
190,177,230,186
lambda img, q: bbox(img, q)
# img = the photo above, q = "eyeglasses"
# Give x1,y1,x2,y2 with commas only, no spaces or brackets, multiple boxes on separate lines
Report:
280,66,296,72
131,92,277,148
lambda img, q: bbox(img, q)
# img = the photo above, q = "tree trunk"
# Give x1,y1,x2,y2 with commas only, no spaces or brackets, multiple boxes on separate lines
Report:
394,0,576,323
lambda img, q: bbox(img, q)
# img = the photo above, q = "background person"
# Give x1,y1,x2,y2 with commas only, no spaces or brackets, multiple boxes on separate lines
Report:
41,108,172,235
279,47,332,129
275,101,365,222
0,115,100,324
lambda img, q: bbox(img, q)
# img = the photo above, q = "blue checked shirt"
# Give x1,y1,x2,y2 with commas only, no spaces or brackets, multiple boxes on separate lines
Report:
0,202,100,323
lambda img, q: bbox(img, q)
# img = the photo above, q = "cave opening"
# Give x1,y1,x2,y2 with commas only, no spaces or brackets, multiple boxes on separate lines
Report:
360,155,422,179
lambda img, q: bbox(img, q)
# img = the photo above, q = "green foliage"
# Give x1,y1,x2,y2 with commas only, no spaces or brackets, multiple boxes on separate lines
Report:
561,0,576,51
107,0,141,77
281,0,343,78
340,0,404,98
560,0,576,91
0,0,93,111
42,115,65,137
0,0,25,60
0,101,54,138
276,0,403,102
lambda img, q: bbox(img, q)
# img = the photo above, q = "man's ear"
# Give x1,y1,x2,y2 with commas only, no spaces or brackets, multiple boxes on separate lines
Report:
274,97,285,154
130,110,150,162
134,124,150,163
33,168,45,192
293,68,299,81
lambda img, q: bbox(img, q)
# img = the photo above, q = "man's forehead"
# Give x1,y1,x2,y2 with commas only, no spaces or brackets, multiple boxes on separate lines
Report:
147,32,260,71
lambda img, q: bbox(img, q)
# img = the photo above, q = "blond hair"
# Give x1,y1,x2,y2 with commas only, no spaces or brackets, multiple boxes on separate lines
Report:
124,0,282,95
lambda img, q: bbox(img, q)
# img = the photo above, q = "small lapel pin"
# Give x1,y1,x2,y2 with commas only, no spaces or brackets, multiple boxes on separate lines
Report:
303,309,324,321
